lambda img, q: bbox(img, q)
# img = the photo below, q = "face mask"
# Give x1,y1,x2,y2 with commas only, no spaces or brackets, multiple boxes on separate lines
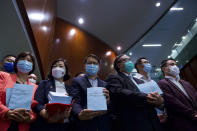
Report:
52,67,65,79
17,60,33,73
169,65,180,76
29,78,36,84
3,62,15,73
143,63,152,73
125,61,134,73
86,64,99,76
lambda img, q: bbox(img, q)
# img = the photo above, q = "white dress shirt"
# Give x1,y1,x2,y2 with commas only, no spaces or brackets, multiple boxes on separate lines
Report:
88,78,98,87
55,80,67,95
134,73,152,83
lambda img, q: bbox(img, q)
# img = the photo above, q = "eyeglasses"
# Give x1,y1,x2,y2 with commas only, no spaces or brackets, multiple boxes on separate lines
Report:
118,58,131,63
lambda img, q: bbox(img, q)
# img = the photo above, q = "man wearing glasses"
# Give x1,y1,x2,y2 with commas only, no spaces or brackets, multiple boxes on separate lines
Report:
106,54,163,131
158,58,197,131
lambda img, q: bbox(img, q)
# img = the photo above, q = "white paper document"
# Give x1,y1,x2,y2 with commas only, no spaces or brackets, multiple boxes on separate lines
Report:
6,84,34,110
87,87,107,111
138,81,163,94
48,91,72,104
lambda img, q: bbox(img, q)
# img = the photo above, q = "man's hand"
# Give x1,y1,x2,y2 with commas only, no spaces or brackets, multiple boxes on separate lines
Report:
78,109,98,120
147,92,164,107
103,88,110,104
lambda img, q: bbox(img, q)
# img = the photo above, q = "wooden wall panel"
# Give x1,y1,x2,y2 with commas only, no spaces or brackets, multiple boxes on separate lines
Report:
180,55,197,89
49,18,116,81
23,0,56,77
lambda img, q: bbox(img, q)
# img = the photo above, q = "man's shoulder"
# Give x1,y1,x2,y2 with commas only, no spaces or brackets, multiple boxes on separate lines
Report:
106,73,123,81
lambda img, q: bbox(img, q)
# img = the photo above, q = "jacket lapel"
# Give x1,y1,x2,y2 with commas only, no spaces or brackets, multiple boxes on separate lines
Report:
165,78,192,102
119,72,140,91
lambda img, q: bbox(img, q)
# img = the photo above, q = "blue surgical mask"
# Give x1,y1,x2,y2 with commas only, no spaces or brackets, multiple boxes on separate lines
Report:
125,61,134,73
3,62,15,73
17,60,33,73
143,63,152,73
86,64,99,76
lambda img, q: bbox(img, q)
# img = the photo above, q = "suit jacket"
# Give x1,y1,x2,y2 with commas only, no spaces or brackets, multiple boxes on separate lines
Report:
71,75,111,131
31,78,71,131
0,71,37,131
158,78,197,131
105,72,162,131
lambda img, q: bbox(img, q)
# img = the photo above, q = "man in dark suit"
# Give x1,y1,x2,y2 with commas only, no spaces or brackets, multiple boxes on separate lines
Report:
106,54,163,131
158,58,197,131
71,54,111,131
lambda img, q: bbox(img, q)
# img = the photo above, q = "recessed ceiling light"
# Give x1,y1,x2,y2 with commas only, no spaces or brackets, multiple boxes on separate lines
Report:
29,12,48,21
170,7,184,11
117,46,122,51
69,29,76,36
168,56,171,58
155,2,161,7
78,18,84,24
106,51,111,56
176,60,179,63
182,36,186,40
41,26,47,32
142,44,162,47
129,52,132,56
56,38,60,43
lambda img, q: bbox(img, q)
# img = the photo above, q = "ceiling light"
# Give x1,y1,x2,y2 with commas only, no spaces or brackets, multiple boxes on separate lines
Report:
129,52,132,56
29,12,45,21
168,56,171,58
176,60,179,63
106,51,111,56
170,7,184,11
56,38,60,43
155,68,161,71
78,18,84,24
41,26,47,32
142,44,162,47
182,36,186,40
195,18,197,22
117,46,122,51
155,2,161,7
69,29,76,36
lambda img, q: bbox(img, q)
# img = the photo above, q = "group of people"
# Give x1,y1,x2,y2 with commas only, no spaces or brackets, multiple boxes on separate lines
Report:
0,51,197,131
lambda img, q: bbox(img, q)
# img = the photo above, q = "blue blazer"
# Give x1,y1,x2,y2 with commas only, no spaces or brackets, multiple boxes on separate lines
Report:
71,75,112,131
30,78,71,131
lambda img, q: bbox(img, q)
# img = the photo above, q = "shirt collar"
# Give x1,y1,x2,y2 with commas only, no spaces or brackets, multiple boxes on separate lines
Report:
135,73,151,81
165,75,178,82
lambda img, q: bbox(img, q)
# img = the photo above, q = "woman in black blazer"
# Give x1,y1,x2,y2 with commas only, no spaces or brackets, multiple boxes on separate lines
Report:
30,58,72,131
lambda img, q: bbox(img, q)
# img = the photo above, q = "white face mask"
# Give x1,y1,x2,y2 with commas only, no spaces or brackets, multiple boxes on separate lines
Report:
169,65,180,77
52,67,65,79
29,78,36,84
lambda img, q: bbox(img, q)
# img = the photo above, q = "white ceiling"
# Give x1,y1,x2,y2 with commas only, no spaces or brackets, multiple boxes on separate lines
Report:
57,0,197,68
57,0,174,53
127,0,197,67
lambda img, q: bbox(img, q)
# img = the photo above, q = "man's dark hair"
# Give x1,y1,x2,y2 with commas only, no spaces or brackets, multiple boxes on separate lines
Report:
160,58,176,74
160,58,176,68
14,52,35,74
135,57,147,73
114,54,125,72
83,54,100,64
48,58,70,81
1,54,16,62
